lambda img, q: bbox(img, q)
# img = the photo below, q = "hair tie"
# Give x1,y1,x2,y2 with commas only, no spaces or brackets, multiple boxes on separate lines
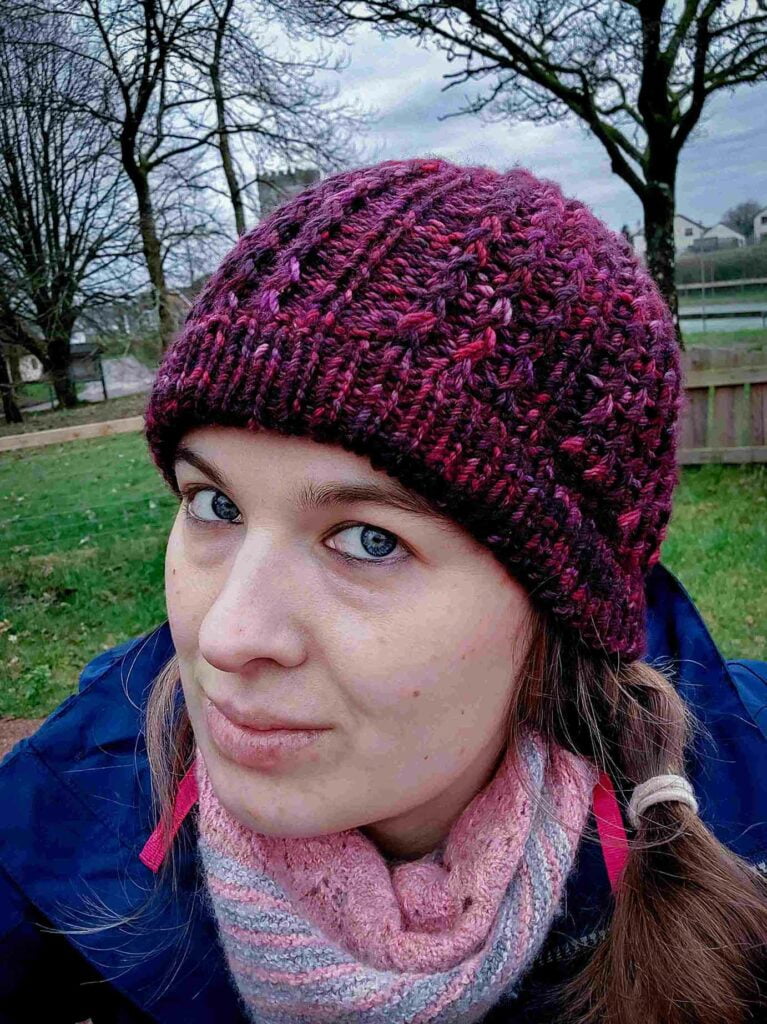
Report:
627,774,699,829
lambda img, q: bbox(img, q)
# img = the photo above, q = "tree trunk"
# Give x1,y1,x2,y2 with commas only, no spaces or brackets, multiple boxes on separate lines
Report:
130,162,176,350
0,349,23,423
210,0,245,235
47,335,78,408
7,346,21,385
50,367,78,408
642,172,685,351
213,73,245,236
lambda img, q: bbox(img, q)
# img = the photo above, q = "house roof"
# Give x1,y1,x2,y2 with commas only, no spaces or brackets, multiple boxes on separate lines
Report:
675,213,706,229
702,222,746,239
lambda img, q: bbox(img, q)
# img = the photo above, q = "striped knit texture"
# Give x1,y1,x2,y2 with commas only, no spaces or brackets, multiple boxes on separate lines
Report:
196,733,597,1024
145,157,684,659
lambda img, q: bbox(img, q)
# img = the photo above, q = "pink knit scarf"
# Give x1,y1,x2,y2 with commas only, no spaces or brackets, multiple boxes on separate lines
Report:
196,732,597,1024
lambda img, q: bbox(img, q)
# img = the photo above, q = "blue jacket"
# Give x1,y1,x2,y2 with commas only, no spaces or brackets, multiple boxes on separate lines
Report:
1,561,766,1024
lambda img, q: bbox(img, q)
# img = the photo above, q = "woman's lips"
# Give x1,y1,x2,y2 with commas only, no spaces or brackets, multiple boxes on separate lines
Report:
203,697,329,769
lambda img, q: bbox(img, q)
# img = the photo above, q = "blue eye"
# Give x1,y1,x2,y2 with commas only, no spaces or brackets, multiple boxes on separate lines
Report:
327,524,404,563
185,488,241,523
180,489,407,569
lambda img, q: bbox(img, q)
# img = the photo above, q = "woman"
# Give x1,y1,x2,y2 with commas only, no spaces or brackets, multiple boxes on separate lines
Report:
1,157,766,1024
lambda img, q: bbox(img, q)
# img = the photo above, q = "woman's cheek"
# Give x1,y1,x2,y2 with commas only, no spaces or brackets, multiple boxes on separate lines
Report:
165,518,209,657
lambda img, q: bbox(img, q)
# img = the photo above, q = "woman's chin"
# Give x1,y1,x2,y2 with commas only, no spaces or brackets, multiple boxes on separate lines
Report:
227,801,353,839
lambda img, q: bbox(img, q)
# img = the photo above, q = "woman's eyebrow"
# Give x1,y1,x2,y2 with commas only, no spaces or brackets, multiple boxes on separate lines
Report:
174,445,449,524
174,446,234,493
294,481,451,523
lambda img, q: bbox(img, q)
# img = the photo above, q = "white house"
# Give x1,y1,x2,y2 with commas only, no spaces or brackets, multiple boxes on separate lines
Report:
674,214,707,252
630,213,705,259
700,222,746,248
754,207,767,244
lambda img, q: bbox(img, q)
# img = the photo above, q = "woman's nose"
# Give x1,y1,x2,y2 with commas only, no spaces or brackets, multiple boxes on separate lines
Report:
197,537,307,673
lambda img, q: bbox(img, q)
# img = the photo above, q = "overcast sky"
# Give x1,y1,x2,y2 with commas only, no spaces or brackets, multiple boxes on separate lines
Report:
317,24,767,235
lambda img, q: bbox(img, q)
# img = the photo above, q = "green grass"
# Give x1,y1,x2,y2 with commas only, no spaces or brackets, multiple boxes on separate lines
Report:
1,433,766,718
680,327,767,349
662,463,767,663
0,432,175,716
676,245,767,285
18,381,54,404
0,392,148,438
679,286,767,306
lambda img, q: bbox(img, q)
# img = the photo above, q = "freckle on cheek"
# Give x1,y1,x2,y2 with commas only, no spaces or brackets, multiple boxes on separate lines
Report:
423,754,429,760
412,690,420,698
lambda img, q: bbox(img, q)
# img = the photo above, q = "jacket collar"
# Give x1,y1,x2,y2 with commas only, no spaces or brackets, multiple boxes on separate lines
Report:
0,625,246,1023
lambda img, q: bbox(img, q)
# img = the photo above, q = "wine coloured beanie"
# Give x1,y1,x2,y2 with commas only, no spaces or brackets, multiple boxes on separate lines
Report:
145,156,683,660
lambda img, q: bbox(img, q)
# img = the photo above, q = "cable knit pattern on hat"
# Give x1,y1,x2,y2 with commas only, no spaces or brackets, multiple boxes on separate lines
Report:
145,157,683,659
196,732,597,1024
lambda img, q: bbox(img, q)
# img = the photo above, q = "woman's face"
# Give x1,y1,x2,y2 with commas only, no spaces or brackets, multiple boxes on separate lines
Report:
166,426,533,858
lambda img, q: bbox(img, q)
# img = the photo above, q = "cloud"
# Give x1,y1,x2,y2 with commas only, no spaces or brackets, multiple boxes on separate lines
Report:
324,24,767,233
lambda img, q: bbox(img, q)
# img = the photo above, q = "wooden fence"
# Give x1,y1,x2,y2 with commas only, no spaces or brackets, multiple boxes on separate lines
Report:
679,347,767,464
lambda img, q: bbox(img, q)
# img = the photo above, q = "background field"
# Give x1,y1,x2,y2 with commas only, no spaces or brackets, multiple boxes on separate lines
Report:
1,433,174,716
1,430,766,719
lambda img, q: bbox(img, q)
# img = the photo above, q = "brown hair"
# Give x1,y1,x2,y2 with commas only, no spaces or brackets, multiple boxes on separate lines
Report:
145,609,767,1024
513,613,767,1023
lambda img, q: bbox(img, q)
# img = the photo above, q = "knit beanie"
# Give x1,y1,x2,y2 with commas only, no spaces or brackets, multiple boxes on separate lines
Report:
145,157,683,661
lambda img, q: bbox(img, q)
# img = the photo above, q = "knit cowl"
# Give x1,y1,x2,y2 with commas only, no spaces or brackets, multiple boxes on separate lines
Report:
196,732,597,1024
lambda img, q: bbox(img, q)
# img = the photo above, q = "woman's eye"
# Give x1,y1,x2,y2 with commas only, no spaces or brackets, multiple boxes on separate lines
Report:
326,524,405,563
180,496,403,562
185,488,241,523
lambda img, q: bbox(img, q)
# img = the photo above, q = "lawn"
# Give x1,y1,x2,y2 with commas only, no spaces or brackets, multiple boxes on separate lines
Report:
676,245,767,285
679,286,767,307
0,392,148,438
1,432,766,718
1,432,175,716
680,327,766,349
661,463,767,661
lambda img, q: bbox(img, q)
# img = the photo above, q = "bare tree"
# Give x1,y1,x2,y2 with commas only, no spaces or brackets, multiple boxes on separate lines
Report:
57,0,217,350
296,0,767,336
30,0,368,349
0,13,137,407
188,0,366,235
722,199,763,242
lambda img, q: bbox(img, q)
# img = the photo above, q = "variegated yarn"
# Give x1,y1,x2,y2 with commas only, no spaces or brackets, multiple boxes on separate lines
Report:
196,733,597,1024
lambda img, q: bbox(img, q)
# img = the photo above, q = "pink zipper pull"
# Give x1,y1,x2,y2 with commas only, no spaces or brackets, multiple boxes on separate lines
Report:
593,771,630,892
139,761,199,873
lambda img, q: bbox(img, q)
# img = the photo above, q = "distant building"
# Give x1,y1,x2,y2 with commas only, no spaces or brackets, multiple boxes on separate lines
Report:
3,348,44,384
689,222,746,252
257,167,321,221
630,213,706,260
754,206,767,244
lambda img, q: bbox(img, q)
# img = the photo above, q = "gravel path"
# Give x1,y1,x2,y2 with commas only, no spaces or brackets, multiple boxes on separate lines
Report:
0,717,43,759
